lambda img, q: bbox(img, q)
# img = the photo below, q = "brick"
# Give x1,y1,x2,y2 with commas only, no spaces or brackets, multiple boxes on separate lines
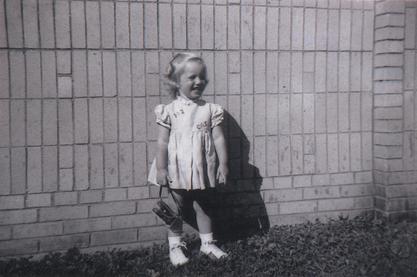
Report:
374,120,403,132
0,209,36,225
375,40,404,54
227,5,240,49
39,0,55,48
327,52,338,92
374,133,402,145
215,5,227,49
374,107,403,120
330,172,354,185
327,134,338,173
112,213,156,229
58,77,72,98
78,190,101,204
350,53,361,92
0,52,8,98
280,200,317,214
133,98,146,141
40,206,87,221
254,137,266,177
315,134,327,173
134,143,147,186
88,51,103,97
241,52,253,94
328,10,339,50
0,239,38,256
304,9,316,50
273,176,291,189
338,53,350,92
43,146,58,192
59,146,72,169
376,0,405,15
27,147,42,193
73,99,88,143
374,94,403,107
158,3,172,48
405,8,416,48
104,144,118,188
71,1,86,48
126,186,148,200
214,52,227,94
340,10,351,50
59,168,73,191
139,226,166,242
318,197,373,211
266,52,278,94
241,94,254,139
303,94,314,133
102,52,117,96
291,94,302,133
351,10,363,50
14,222,63,239
202,5,214,48
6,0,23,47
339,133,350,172
119,99,132,141
404,51,415,89
137,199,155,213
86,2,100,48
58,99,73,145
267,137,279,177
26,51,42,98
42,51,57,97
55,191,77,206
73,51,87,97
90,201,135,217
362,92,373,131
375,53,403,67
355,171,372,184
173,5,187,48
100,2,115,48
89,98,103,143
0,195,24,210
40,234,89,252
64,218,110,234
291,135,303,174
362,53,373,91
55,0,70,48
315,9,327,50
279,7,290,50
363,11,374,50
57,50,72,74
144,3,158,48
278,135,291,175
340,184,374,197
130,3,143,49
90,145,104,189
304,186,340,200
0,226,11,240
11,148,25,194
103,99,117,142
350,133,362,171
117,52,132,96
26,193,51,207
0,0,5,48
9,51,25,99
293,175,312,188
376,27,405,42
312,174,330,187
25,100,42,145
10,100,24,147
264,188,302,203
253,7,266,50
115,2,129,48
291,8,303,50
362,132,371,172
104,188,127,201
73,145,88,190
119,143,133,187
266,92,278,133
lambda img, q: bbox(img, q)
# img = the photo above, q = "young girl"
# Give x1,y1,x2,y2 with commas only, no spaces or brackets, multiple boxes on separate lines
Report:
153,53,229,266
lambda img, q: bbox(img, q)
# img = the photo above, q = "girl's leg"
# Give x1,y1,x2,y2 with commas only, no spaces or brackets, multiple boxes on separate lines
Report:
167,189,189,266
193,200,212,234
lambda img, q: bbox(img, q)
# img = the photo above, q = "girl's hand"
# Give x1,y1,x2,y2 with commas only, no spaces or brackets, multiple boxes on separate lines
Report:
217,164,229,185
157,169,169,186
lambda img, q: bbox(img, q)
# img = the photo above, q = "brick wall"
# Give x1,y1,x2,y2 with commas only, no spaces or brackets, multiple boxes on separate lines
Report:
373,0,417,221
0,0,381,257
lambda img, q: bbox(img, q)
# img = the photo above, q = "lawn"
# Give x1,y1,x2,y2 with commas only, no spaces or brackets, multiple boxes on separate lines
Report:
1,215,417,277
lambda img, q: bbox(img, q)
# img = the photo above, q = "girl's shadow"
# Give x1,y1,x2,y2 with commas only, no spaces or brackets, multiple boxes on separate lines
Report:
211,111,270,242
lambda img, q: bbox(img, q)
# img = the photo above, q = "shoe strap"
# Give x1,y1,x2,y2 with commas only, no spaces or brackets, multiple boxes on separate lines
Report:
170,241,187,251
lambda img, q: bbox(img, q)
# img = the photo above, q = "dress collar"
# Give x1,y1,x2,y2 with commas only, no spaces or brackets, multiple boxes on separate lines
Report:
177,95,203,106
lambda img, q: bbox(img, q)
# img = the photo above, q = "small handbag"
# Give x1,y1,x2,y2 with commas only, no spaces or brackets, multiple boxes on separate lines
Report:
152,185,182,228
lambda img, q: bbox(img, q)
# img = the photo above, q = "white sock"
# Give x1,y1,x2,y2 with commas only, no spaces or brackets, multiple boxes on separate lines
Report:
200,232,214,244
168,236,182,247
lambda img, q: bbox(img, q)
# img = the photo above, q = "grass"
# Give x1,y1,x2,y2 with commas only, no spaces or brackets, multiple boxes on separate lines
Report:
1,215,417,277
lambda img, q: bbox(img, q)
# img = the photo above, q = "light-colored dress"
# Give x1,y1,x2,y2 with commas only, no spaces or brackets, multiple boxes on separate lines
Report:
154,97,224,190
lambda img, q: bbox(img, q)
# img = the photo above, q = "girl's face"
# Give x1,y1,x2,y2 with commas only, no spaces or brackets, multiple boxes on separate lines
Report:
178,60,207,100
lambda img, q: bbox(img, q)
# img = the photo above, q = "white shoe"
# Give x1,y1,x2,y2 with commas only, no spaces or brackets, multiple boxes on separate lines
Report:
169,241,189,266
200,241,228,259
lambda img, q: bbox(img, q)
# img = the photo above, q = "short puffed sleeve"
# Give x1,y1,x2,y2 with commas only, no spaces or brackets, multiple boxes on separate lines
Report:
154,104,171,129
210,104,224,128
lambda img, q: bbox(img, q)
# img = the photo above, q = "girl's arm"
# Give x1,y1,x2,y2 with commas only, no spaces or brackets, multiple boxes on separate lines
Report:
212,125,228,184
156,125,170,186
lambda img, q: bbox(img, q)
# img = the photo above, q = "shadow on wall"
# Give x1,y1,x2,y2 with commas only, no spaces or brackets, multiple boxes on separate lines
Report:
212,110,270,242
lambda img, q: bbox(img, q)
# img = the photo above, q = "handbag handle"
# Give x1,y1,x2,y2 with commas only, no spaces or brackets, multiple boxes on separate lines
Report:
159,184,182,217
